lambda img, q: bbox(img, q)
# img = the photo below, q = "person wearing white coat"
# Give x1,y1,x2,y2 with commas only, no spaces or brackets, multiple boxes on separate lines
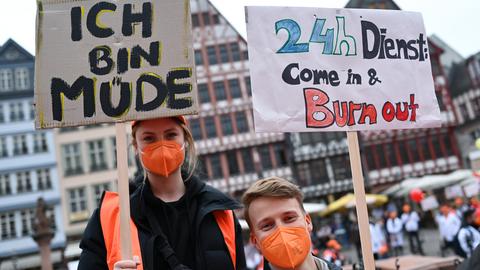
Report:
386,211,404,257
369,220,387,259
458,209,480,258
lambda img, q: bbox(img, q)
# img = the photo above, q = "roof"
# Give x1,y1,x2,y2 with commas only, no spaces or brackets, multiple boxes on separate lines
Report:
448,60,473,97
345,0,401,10
0,38,34,64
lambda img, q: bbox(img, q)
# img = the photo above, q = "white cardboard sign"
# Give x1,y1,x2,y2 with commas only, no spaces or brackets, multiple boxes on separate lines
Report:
246,6,441,132
35,0,197,129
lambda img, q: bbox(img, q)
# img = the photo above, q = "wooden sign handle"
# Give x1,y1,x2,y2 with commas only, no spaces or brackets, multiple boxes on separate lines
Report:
346,131,375,269
115,122,133,260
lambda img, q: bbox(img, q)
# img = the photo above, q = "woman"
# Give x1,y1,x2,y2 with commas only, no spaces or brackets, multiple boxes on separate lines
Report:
78,116,246,270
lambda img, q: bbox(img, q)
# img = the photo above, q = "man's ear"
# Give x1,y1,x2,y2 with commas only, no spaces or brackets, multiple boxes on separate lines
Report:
250,233,262,253
305,213,313,232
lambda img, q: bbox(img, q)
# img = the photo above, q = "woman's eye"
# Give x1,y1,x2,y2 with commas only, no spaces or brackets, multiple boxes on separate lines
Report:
166,132,178,139
142,136,154,142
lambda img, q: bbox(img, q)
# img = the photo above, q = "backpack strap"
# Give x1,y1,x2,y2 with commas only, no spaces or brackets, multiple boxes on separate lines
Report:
213,210,236,270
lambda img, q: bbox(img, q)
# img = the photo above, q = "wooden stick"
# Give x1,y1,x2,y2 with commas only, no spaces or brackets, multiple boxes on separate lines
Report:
346,131,375,269
115,122,132,260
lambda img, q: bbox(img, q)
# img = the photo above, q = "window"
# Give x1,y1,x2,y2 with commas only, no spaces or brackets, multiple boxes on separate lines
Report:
385,143,397,166
419,137,432,160
16,171,32,193
198,83,210,104
310,159,329,184
240,148,255,173
0,211,16,240
204,116,217,138
226,150,240,176
206,46,217,65
459,104,469,120
13,134,28,155
220,114,233,136
9,102,24,121
93,183,111,207
273,143,287,167
194,49,203,66
235,111,249,133
68,187,88,220
363,146,377,170
196,156,209,181
212,14,220,24
228,79,242,99
296,163,311,186
209,153,223,179
243,50,249,60
258,145,273,170
189,118,203,140
110,137,117,168
245,76,252,96
444,134,454,156
29,101,35,120
0,137,7,157
229,42,241,62
191,13,199,27
0,174,11,196
331,155,351,180
15,68,29,90
62,143,84,176
435,92,445,111
202,12,210,26
37,169,52,191
20,209,35,236
0,104,4,123
213,81,226,101
219,44,229,63
408,139,420,162
472,96,480,115
33,133,48,153
0,69,13,91
88,139,108,172
376,144,387,168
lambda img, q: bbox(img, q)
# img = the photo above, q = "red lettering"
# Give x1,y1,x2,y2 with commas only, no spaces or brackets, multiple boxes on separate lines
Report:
358,103,377,124
409,94,419,121
382,102,395,122
304,88,334,128
348,102,362,126
395,102,409,121
333,101,348,127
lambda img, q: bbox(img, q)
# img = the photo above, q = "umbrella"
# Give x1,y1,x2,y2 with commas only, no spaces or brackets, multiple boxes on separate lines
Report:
321,193,388,216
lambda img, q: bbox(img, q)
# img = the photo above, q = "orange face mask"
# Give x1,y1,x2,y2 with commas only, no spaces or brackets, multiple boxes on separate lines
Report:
140,141,184,177
259,226,311,269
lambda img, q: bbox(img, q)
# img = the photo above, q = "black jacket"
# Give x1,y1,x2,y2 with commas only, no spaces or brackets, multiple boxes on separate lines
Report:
78,176,246,270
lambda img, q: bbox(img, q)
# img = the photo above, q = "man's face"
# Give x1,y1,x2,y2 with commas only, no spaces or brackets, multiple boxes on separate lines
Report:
248,197,312,250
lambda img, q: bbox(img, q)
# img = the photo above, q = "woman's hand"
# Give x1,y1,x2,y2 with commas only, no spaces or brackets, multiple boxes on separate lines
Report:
113,255,141,270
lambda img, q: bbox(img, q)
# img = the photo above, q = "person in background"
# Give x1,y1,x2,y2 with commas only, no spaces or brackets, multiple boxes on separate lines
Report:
78,116,246,270
369,217,388,260
457,209,480,258
401,204,424,255
386,211,404,257
322,239,343,267
455,197,470,219
242,177,341,270
436,204,461,256
245,239,262,270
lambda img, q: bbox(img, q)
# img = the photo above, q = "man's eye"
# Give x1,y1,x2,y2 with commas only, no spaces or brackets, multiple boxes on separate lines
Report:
285,216,297,223
260,223,273,231
143,136,154,142
166,132,178,139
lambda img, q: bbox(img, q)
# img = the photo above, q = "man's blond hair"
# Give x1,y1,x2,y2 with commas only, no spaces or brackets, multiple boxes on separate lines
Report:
242,177,305,227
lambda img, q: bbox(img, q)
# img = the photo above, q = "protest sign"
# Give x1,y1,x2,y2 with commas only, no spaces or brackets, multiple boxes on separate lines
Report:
421,195,439,211
35,0,197,129
246,7,441,132
464,182,480,198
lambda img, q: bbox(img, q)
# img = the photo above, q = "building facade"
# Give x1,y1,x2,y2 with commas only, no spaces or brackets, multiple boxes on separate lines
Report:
0,39,66,269
450,52,480,171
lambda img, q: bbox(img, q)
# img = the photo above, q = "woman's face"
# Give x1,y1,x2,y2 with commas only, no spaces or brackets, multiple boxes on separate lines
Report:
134,118,185,153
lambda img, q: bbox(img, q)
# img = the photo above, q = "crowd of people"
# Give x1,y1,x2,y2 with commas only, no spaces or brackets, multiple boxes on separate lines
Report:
74,114,480,270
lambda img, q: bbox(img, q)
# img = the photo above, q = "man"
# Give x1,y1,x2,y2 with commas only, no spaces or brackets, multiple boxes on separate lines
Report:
436,204,461,255
242,177,341,270
386,211,404,257
457,209,480,258
400,204,424,255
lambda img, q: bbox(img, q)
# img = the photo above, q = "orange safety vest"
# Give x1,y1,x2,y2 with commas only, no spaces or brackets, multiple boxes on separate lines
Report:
100,191,237,270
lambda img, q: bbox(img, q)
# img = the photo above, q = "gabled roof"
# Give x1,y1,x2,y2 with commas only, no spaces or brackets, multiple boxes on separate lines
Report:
345,0,401,10
448,60,472,97
0,38,34,64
